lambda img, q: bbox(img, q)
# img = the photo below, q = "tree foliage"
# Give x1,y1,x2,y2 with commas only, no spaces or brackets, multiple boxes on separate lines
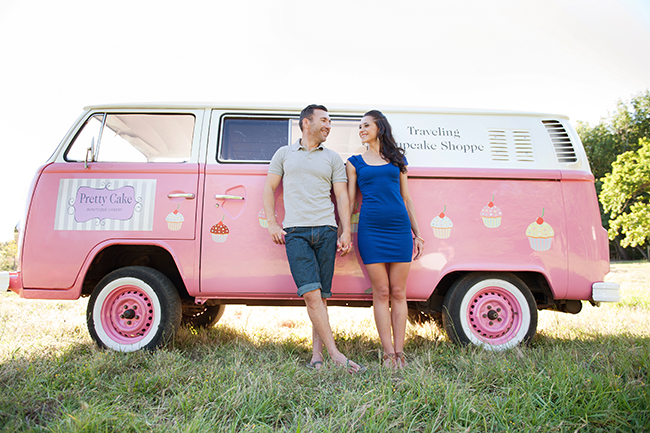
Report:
600,138,650,249
577,90,650,183
0,240,17,272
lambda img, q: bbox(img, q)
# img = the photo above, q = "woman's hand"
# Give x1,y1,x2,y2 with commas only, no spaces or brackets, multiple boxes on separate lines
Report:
413,236,424,260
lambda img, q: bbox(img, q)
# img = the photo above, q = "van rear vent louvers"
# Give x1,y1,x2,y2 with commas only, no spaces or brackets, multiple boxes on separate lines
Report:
542,120,577,163
488,130,509,161
488,129,534,162
513,130,534,162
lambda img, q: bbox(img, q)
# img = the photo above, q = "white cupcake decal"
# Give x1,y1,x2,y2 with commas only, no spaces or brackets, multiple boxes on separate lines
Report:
431,205,453,239
526,208,554,251
166,204,184,231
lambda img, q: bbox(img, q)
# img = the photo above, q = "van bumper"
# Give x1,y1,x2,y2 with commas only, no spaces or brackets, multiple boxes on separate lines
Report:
592,282,621,302
0,271,21,295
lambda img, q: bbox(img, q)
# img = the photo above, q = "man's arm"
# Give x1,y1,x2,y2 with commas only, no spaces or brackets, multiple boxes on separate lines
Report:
333,182,352,256
263,173,286,245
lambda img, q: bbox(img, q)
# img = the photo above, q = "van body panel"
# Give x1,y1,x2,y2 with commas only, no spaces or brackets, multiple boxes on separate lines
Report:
10,103,616,313
562,180,611,300
406,176,568,299
20,162,200,289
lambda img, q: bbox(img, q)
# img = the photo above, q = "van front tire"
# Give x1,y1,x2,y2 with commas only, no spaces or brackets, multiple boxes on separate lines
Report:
442,273,537,351
87,266,182,352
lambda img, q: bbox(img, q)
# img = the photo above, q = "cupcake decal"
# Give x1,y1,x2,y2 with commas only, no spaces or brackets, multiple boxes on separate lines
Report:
526,208,554,251
350,202,360,233
431,205,453,239
258,208,278,228
211,216,230,243
481,195,502,228
166,205,184,231
258,209,268,228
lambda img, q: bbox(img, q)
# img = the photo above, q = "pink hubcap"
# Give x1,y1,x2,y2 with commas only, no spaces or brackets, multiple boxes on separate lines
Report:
101,285,155,344
467,287,522,343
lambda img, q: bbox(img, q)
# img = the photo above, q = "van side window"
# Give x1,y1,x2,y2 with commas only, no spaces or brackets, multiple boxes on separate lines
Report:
66,114,195,163
290,118,364,162
219,118,289,162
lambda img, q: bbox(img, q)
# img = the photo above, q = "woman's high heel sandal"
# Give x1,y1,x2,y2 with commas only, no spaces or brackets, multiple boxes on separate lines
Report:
395,352,408,369
383,352,397,368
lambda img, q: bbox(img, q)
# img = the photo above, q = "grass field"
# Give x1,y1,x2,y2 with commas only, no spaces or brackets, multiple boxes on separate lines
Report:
0,263,648,432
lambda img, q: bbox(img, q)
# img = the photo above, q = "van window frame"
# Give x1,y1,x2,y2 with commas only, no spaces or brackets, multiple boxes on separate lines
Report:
63,111,198,164
215,113,362,164
216,113,293,164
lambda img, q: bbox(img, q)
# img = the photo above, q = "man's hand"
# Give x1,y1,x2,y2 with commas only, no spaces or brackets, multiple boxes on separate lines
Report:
268,221,287,245
337,230,352,256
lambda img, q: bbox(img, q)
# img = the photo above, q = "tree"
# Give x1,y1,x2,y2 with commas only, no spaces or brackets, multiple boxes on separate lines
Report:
599,138,650,260
578,90,650,260
578,90,650,184
0,240,17,271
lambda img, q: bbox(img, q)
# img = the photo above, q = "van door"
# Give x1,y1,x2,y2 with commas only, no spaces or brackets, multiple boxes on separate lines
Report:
21,111,203,290
199,112,370,299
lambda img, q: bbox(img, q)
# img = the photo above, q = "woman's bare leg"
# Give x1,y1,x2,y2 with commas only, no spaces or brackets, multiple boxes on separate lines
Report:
387,262,411,357
366,263,395,360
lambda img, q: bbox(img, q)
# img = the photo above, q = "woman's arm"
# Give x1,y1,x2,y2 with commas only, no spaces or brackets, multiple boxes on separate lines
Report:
399,171,424,260
346,162,358,216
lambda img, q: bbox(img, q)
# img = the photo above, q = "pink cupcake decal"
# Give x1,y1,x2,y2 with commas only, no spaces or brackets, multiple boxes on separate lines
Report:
258,209,268,228
481,195,502,228
351,202,360,233
258,209,277,228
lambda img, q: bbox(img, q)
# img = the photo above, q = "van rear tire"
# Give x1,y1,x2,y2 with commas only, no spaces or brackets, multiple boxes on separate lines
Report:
442,273,537,351
87,266,182,352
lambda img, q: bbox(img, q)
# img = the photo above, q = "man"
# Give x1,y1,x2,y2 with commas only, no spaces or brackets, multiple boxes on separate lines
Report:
263,104,364,373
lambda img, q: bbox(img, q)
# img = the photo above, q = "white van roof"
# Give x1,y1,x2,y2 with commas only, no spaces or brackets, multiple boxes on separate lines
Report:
83,102,570,120
81,103,586,173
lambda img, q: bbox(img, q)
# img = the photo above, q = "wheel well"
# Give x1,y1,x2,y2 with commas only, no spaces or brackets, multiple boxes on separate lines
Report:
81,245,189,299
411,270,555,315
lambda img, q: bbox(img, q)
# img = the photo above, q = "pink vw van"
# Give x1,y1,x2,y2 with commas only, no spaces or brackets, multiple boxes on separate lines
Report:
1,104,620,352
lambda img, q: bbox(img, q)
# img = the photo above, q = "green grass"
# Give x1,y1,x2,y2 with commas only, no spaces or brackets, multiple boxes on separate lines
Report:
0,263,648,432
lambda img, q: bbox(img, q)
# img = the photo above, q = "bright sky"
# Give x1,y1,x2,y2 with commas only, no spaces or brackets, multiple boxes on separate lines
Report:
1,0,649,242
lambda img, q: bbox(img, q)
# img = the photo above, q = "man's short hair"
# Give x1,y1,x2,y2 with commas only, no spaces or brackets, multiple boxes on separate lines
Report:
299,104,328,131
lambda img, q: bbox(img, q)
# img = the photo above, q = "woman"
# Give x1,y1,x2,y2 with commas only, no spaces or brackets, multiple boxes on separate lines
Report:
347,110,424,369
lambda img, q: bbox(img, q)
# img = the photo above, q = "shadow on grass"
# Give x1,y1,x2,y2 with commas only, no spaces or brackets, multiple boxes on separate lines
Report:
172,322,388,365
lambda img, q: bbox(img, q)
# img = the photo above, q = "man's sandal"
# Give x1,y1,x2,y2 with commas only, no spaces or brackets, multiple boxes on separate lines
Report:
346,359,367,374
306,360,324,370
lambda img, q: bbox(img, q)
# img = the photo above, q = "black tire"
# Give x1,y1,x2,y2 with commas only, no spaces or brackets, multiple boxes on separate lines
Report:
181,303,226,328
87,266,182,352
407,309,443,328
442,272,537,351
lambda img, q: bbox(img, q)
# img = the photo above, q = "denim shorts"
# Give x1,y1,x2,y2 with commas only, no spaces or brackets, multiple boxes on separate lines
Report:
284,225,338,298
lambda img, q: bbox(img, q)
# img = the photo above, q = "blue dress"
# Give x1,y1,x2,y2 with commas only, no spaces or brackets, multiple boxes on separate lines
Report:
348,155,413,264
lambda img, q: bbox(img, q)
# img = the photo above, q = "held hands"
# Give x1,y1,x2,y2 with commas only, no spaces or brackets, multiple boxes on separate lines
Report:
337,229,353,257
267,221,287,245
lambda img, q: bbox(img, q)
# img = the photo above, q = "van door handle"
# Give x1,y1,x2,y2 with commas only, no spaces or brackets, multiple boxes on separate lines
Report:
215,194,245,200
168,193,195,199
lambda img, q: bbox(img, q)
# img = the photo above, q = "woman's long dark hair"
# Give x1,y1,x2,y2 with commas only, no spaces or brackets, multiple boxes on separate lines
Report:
364,110,407,173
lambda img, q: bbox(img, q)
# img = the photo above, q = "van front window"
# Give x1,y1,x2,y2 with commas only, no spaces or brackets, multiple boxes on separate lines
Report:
66,113,195,163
